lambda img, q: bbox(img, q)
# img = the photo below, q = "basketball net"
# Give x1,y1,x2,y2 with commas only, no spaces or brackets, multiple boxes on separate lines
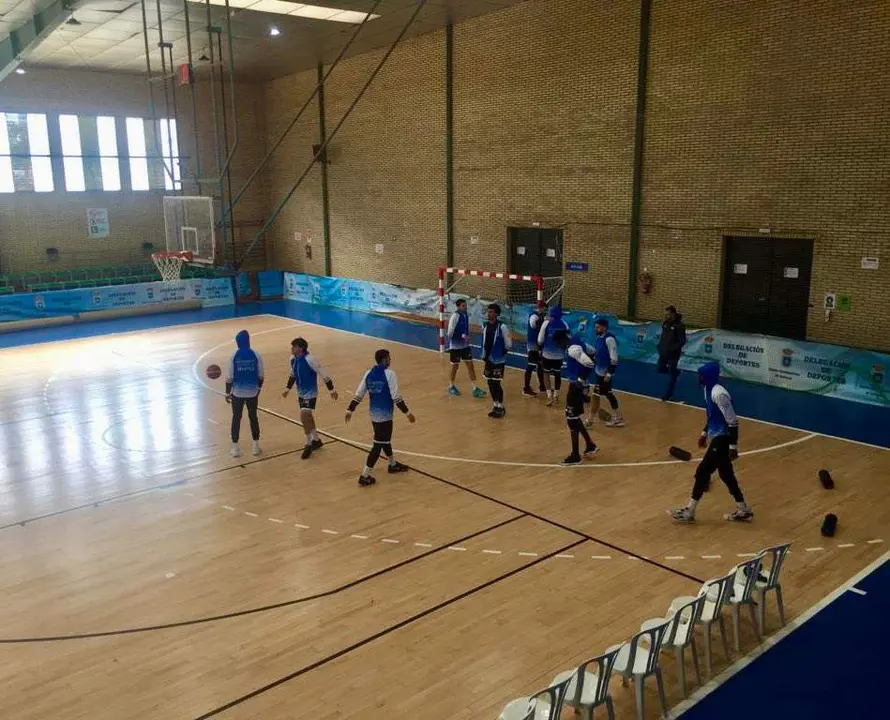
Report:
152,251,193,283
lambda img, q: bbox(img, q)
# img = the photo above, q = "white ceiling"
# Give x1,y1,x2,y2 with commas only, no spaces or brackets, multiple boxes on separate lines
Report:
7,0,527,80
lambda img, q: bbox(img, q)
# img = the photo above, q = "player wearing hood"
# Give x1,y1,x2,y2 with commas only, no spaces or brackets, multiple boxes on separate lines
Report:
537,304,568,406
669,361,753,523
225,329,264,458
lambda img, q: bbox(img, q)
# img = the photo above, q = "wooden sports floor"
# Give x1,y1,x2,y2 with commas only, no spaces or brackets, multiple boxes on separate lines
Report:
1,313,888,719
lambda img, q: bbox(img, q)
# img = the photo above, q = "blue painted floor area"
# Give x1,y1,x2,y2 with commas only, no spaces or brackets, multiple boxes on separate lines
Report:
2,299,889,448
681,556,890,720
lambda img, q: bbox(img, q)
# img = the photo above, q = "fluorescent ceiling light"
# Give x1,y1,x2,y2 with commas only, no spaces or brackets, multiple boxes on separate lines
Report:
190,1,380,24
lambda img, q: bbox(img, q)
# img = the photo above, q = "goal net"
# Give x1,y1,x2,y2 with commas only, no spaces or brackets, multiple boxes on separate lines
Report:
437,266,564,354
163,196,216,265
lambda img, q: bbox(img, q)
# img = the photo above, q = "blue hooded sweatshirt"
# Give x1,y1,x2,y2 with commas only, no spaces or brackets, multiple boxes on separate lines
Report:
228,330,264,397
541,304,568,360
699,361,737,440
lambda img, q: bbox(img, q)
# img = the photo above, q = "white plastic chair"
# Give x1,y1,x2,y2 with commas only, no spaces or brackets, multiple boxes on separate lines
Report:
550,645,620,720
755,543,791,632
606,619,671,720
641,592,706,698
498,675,571,720
728,556,764,651
669,570,734,676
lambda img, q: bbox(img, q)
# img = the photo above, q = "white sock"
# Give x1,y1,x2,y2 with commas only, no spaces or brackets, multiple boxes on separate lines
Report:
472,383,479,391
688,499,699,512
388,456,397,467
304,435,312,447
361,466,372,478
737,500,748,510
311,430,319,441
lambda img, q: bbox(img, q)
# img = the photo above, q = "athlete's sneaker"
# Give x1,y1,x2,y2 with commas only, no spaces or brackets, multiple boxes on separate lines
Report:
605,418,626,428
522,387,538,397
725,508,754,522
388,461,409,474
311,439,324,451
546,393,558,407
561,454,582,466
583,445,599,458
472,387,487,399
448,385,461,397
583,418,594,428
358,475,377,487
301,444,313,460
669,507,695,523
252,441,261,456
230,444,241,458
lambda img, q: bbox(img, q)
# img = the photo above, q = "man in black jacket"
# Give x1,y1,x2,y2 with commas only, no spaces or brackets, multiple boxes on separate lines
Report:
657,305,686,401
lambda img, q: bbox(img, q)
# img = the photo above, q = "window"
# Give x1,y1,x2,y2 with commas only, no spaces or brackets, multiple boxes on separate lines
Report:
126,117,181,192
0,113,53,192
59,115,122,192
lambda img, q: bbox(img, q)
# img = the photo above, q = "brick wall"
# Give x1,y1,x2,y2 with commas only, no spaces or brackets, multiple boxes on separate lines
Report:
0,68,267,274
642,0,890,347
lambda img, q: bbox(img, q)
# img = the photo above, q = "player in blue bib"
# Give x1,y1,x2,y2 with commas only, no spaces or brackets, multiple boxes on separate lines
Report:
522,303,548,397
446,298,486,398
346,349,415,487
670,361,753,523
481,303,512,418
587,318,625,428
537,304,569,406
282,337,338,460
224,330,264,458
555,330,599,465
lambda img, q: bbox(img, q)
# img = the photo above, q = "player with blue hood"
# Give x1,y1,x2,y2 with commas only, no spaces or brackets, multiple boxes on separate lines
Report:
670,361,753,523
225,329,264,458
537,304,568,406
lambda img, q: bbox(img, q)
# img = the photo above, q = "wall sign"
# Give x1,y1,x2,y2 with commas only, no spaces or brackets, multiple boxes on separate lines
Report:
824,292,837,310
733,263,748,275
87,208,109,238
837,295,852,312
516,246,526,256
565,262,589,272
861,257,879,270
374,244,384,254
783,267,799,279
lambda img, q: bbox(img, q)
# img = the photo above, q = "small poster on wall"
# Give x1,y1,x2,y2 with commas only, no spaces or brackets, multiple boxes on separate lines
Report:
87,208,109,238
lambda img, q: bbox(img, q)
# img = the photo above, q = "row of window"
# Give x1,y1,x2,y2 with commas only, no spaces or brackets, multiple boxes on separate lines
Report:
0,113,182,193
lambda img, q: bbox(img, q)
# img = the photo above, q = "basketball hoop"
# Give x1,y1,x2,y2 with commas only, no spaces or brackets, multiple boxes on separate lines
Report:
152,250,193,283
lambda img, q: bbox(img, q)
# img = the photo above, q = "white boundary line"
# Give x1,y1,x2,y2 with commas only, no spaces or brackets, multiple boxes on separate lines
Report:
191,317,815,469
257,313,888,453
672,550,890,717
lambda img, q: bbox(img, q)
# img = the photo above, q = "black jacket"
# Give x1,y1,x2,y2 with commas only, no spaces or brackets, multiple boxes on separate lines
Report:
658,314,687,356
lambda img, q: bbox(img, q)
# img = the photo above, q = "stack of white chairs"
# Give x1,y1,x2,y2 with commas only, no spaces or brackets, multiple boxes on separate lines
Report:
496,542,792,719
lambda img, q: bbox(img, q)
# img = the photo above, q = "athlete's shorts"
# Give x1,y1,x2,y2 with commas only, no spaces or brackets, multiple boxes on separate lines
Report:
526,349,542,367
449,347,473,364
372,420,394,445
542,357,563,375
593,374,613,395
298,396,317,410
483,361,505,381
565,381,588,420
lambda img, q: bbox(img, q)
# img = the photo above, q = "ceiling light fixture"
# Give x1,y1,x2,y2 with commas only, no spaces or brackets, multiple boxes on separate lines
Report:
15,68,25,75
269,26,281,36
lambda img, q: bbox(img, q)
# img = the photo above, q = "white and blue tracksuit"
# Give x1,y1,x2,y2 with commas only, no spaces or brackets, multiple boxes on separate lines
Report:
352,364,403,423
447,310,470,350
226,330,264,398
290,353,327,400
593,332,618,379
482,321,512,365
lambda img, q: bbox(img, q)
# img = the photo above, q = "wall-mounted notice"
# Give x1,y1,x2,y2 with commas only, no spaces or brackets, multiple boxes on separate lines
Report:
824,292,836,310
783,267,799,279
733,263,748,275
87,208,109,238
861,257,879,270
374,244,384,254
546,248,557,258
516,246,526,256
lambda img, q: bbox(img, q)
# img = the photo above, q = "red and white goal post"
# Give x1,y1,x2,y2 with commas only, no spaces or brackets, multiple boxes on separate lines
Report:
436,266,564,354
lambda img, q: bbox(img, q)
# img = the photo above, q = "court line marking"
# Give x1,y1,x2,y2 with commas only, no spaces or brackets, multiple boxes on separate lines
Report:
193,537,588,720
0,515,527,644
849,587,867,596
191,322,818,469
258,312,889,454
207,497,884,563
671,550,889,717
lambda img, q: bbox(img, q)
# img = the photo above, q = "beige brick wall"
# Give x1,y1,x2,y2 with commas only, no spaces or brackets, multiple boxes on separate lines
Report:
262,0,887,349
642,0,890,348
453,0,639,314
0,68,267,274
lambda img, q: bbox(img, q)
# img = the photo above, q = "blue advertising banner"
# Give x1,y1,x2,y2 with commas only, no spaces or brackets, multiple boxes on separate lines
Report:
283,272,890,407
0,278,234,323
257,270,284,299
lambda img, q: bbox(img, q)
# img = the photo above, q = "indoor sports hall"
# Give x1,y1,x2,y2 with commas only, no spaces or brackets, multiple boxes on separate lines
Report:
1,2,888,719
